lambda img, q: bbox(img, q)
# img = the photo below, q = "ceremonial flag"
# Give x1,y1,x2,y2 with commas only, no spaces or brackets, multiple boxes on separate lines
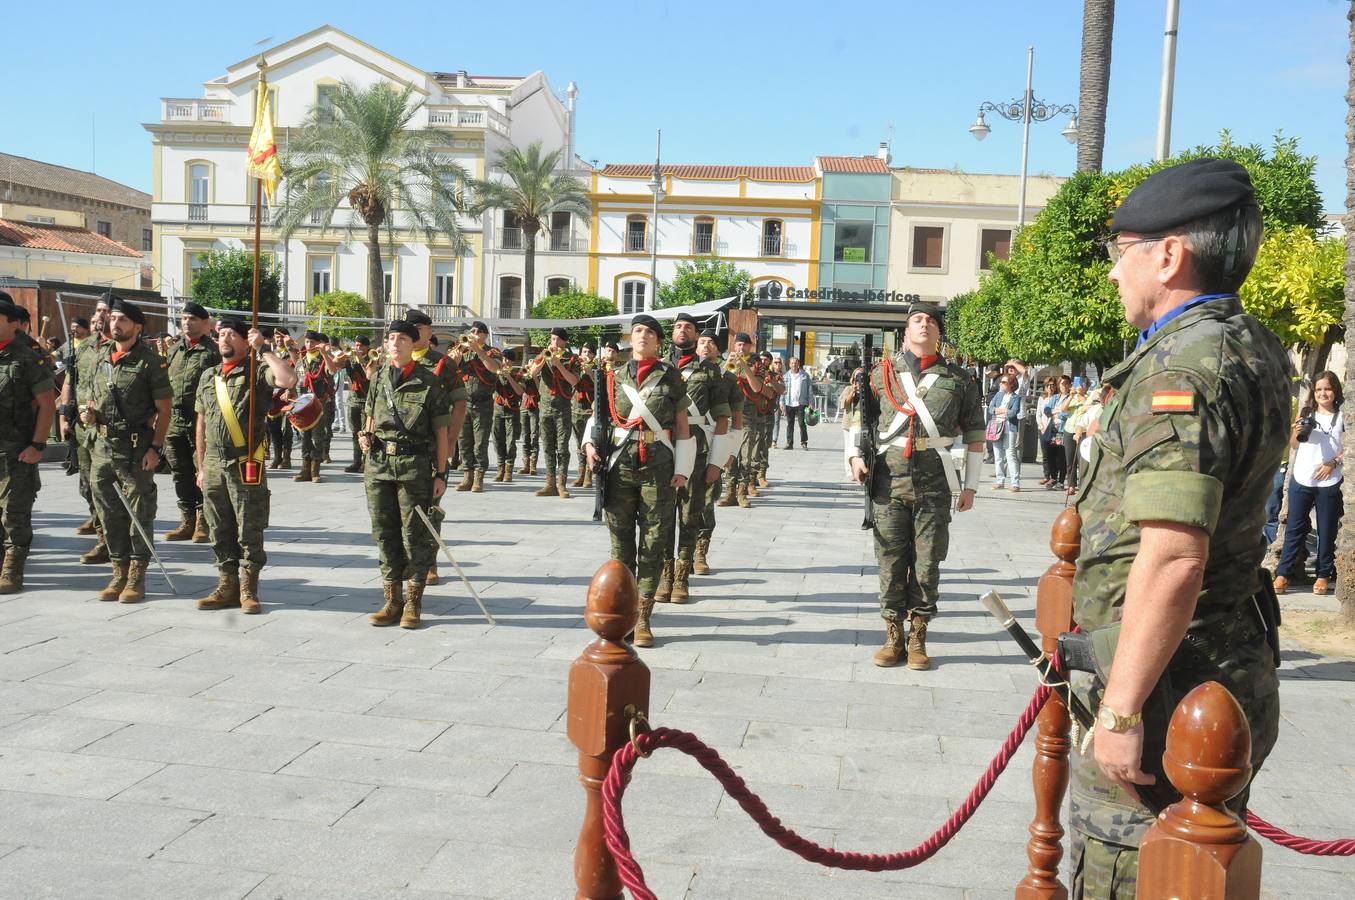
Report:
246,73,281,203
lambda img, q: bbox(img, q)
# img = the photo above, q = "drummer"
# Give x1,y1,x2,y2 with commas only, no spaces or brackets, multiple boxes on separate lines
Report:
265,327,296,471
287,330,342,483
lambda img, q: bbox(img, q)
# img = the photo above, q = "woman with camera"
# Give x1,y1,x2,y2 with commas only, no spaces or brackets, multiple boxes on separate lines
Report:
1274,370,1345,595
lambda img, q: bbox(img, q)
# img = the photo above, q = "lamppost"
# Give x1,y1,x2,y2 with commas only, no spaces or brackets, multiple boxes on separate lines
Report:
968,45,1078,229
646,129,664,312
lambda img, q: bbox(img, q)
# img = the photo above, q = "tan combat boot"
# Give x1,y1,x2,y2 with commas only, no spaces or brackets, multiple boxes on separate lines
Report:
279,448,292,470
654,560,674,602
535,473,557,497
427,563,439,586
0,548,28,594
76,517,97,535
716,481,737,507
99,562,129,601
369,582,404,626
191,509,210,543
529,454,539,476
292,459,312,482
456,470,475,492
401,581,425,629
81,531,110,565
556,476,571,499
241,568,261,614
633,594,657,648
309,460,323,483
757,468,769,488
492,462,506,483
670,560,692,604
166,508,196,541
873,621,906,667
517,456,531,475
905,615,931,671
196,569,241,610
472,470,485,493
502,463,514,483
736,484,752,508
746,479,760,498
693,538,711,576
571,468,586,488
118,560,148,603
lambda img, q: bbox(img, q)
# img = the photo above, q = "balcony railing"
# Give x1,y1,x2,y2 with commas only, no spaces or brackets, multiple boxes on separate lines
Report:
425,105,510,136
626,232,651,254
762,234,784,257
496,228,587,253
163,98,231,123
188,204,208,222
692,232,715,255
248,205,271,224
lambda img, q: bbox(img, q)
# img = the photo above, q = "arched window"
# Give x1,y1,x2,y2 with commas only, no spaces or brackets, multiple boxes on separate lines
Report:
692,216,715,255
761,219,784,257
498,276,523,319
546,277,571,296
620,279,647,314
625,215,649,253
186,161,213,221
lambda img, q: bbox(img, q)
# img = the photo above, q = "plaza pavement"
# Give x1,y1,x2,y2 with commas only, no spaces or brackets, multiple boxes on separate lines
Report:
0,437,1351,899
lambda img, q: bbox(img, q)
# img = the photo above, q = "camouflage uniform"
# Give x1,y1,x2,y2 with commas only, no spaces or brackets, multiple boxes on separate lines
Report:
1069,295,1289,897
344,358,373,469
296,353,334,465
536,354,580,481
88,341,172,565
736,363,773,493
164,336,220,524
457,349,499,477
71,337,108,532
861,352,985,623
519,380,540,470
493,371,523,468
365,363,451,585
195,358,276,573
665,352,729,568
0,338,54,562
414,346,462,525
570,366,596,476
700,368,743,541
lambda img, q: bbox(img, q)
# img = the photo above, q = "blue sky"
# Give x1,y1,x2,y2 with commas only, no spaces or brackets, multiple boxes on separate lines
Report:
3,0,1348,211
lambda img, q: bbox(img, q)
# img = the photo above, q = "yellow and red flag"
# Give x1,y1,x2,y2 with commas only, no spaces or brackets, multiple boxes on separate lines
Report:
246,72,281,203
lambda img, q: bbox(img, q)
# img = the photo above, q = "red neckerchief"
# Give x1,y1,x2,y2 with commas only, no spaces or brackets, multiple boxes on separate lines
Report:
220,359,243,377
111,348,130,365
186,336,201,348
0,340,10,354
635,358,659,385
466,348,497,386
918,354,939,371
392,360,416,383
677,352,696,369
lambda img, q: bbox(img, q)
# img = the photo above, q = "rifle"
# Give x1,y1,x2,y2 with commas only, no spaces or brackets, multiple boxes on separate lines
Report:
590,367,612,522
858,339,879,530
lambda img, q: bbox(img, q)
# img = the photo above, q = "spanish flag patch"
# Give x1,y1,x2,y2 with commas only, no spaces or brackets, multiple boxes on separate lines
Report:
1151,391,1195,414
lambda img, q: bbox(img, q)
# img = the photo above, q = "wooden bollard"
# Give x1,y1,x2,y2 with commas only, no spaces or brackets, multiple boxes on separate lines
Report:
1136,682,1262,900
1016,506,1081,900
567,560,652,900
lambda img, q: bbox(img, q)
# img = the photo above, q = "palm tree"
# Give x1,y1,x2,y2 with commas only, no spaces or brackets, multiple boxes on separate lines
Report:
1335,2,1355,625
276,80,470,325
1076,0,1115,172
470,142,590,314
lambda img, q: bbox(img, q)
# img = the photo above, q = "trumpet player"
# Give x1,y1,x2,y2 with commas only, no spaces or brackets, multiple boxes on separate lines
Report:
491,349,524,482
164,302,220,543
531,327,580,499
453,321,501,493
696,331,743,574
723,333,765,509
569,345,597,489
342,335,373,473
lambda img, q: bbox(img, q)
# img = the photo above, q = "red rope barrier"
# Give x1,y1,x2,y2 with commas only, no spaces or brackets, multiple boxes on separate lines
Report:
601,683,1053,900
1246,812,1355,857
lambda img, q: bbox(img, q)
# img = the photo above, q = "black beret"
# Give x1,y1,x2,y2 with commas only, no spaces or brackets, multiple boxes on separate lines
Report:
73,316,90,329
352,335,371,346
734,332,753,344
428,334,439,347
630,314,662,335
0,290,11,305
110,297,144,325
1111,158,1257,234
181,302,209,319
304,330,325,342
405,309,433,326
674,312,698,325
758,350,773,359
549,326,569,340
97,291,116,307
0,299,19,322
470,320,490,333
217,317,249,338
699,328,718,338
386,321,419,340
604,341,619,351
502,348,518,362
13,304,31,323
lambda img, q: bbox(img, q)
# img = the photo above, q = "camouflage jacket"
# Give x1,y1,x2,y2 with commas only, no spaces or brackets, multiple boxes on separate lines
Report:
460,347,502,403
413,347,465,415
534,353,580,407
672,352,730,452
88,341,172,448
1074,295,1293,631
0,335,55,452
720,369,745,427
194,359,278,462
604,359,689,466
166,336,221,435
365,364,452,452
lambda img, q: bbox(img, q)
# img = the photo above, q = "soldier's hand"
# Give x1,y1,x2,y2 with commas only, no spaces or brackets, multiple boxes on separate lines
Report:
247,329,266,352
140,449,160,472
671,474,688,490
584,445,599,468
1093,722,1155,804
432,474,447,499
195,471,203,489
849,457,869,484
705,463,722,484
18,445,42,465
358,432,373,452
955,489,976,513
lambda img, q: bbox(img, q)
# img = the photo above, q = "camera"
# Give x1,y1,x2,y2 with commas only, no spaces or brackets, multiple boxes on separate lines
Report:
1296,408,1317,443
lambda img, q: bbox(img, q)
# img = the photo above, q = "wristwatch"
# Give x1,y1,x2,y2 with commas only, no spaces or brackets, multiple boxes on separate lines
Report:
28,441,47,452
150,444,165,457
1096,704,1142,733
434,470,447,481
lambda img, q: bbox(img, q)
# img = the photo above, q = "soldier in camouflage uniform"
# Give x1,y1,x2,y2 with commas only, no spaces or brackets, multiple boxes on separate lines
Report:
454,320,502,493
61,299,111,557
82,297,173,603
696,331,743,573
582,314,693,648
1066,160,1287,900
518,368,541,475
193,318,297,614
164,302,220,543
755,352,784,487
846,303,986,670
736,345,774,505
569,345,597,489
720,333,763,509
655,315,729,604
0,294,57,594
287,330,341,483
360,320,450,630
406,313,467,583
530,327,581,499
491,349,524,482
342,335,374,473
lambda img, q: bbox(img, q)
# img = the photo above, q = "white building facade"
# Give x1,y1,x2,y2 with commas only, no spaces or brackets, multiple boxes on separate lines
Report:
145,25,586,322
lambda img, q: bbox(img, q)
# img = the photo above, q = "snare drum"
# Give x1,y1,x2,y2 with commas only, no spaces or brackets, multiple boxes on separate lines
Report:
287,393,323,432
266,388,291,419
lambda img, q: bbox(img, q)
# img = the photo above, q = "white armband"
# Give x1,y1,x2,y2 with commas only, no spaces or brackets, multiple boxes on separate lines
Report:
964,450,984,492
581,415,597,450
844,426,863,479
673,437,696,481
710,431,733,469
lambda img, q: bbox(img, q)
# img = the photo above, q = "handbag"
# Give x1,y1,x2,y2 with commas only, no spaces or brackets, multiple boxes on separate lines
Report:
985,416,1005,442
805,408,820,427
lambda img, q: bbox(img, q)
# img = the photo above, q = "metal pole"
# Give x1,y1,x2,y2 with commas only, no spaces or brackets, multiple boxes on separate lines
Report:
1017,45,1034,229
1155,0,1180,161
648,129,661,312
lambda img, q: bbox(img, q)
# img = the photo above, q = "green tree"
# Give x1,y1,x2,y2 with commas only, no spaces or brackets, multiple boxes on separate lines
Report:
526,289,618,347
470,142,590,313
189,248,281,315
655,257,750,309
276,80,470,325
305,290,372,344
945,290,1010,363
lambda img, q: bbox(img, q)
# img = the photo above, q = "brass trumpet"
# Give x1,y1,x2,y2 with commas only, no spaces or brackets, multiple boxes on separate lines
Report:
723,353,751,372
367,348,384,363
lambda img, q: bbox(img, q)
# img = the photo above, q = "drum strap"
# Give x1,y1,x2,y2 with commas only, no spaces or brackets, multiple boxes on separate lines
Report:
214,374,266,466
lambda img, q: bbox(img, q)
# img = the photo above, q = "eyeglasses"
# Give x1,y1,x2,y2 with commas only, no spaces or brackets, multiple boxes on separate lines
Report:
1104,236,1164,263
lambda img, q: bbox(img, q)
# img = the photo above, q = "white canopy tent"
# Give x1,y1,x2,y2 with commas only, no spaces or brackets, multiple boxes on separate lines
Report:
476,295,737,336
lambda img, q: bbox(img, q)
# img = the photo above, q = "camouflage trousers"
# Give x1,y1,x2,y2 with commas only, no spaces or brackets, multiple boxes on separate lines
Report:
299,405,331,461
75,426,99,526
89,442,157,563
664,439,710,562
365,455,435,585
165,430,202,513
697,467,722,542
458,399,493,473
604,448,677,597
201,460,270,571
871,470,952,621
348,401,365,462
539,400,572,476
757,416,775,471
492,405,521,465
737,420,763,486
266,416,292,455
519,407,539,457
319,403,336,457
1069,644,1279,899
572,415,589,462
0,449,41,552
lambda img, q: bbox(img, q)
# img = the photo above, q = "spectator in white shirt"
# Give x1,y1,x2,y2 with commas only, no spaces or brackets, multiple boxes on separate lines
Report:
1274,371,1345,596
781,356,813,449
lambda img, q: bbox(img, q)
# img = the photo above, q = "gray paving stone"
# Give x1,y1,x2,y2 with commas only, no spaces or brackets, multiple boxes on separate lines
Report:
0,746,163,799
318,662,506,697
234,707,450,751
79,722,315,774
166,647,350,682
29,659,229,698
200,672,391,714
116,764,374,825
367,687,565,731
422,722,572,765
0,712,127,752
278,741,512,796
58,689,270,731
243,874,466,899
0,846,264,900
0,790,210,857
0,680,97,716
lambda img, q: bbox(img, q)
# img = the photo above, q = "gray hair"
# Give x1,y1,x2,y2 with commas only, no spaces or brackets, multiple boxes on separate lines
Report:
1170,203,1264,293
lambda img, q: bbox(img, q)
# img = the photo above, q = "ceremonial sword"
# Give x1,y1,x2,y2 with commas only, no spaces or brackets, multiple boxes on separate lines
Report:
112,482,177,594
979,590,1094,731
415,505,496,625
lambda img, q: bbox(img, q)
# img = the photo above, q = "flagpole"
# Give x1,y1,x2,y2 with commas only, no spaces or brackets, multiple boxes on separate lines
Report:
244,58,266,485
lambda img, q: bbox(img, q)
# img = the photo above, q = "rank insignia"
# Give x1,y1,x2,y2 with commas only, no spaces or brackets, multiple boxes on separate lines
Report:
1151,391,1195,414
